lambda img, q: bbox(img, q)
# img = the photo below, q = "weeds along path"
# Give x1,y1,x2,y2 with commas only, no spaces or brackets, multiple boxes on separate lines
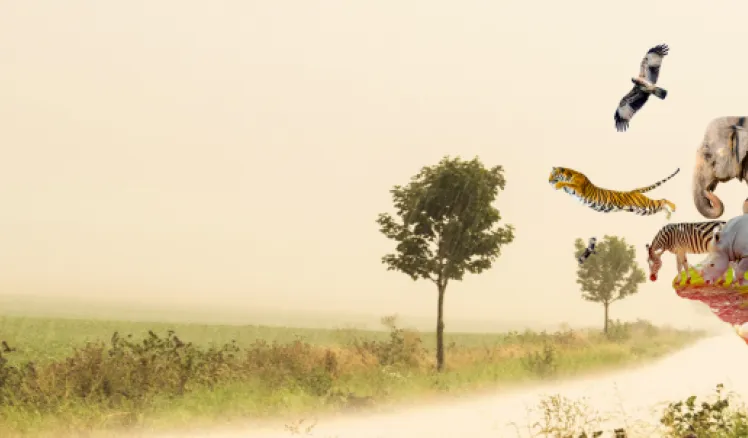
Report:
151,333,748,438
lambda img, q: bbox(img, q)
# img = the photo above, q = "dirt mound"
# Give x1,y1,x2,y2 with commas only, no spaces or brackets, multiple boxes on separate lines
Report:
673,268,748,344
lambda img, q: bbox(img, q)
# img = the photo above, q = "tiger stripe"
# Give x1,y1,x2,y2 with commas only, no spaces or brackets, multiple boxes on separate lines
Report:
631,167,680,194
548,167,679,219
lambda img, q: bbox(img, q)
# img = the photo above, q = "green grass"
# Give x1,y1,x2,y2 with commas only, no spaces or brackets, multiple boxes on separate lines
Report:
0,314,706,437
0,315,365,364
0,314,568,365
673,266,748,289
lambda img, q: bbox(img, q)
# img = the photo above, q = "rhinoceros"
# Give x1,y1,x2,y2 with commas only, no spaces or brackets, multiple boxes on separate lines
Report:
699,213,748,286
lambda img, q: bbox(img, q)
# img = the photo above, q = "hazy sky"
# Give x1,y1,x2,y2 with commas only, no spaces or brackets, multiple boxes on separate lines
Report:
2,0,748,330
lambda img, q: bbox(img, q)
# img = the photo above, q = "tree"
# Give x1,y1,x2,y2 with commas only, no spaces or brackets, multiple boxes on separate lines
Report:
574,235,646,334
376,156,515,371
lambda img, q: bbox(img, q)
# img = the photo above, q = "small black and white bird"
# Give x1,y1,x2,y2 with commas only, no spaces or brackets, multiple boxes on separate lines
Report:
614,44,669,132
578,237,597,265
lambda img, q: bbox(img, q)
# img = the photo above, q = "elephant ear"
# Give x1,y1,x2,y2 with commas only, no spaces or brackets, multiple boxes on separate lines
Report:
731,119,748,181
741,130,748,181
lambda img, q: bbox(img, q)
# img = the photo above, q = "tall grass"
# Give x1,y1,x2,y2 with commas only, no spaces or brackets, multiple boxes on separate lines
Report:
0,315,704,436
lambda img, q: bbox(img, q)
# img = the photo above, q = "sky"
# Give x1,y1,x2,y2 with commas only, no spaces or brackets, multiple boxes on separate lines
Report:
1,0,747,331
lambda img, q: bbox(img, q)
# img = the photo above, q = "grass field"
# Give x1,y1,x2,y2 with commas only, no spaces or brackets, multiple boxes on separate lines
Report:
0,313,706,437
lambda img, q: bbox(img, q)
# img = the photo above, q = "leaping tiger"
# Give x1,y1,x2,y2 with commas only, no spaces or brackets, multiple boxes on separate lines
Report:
548,167,679,219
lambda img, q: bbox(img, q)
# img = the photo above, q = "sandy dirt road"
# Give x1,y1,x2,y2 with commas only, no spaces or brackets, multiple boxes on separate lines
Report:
151,333,748,438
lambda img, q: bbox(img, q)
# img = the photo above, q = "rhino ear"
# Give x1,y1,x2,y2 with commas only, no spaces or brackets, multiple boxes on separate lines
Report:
715,232,721,244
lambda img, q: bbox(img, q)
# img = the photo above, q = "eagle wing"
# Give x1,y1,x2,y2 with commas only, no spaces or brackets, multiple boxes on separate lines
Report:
614,86,650,132
638,44,669,84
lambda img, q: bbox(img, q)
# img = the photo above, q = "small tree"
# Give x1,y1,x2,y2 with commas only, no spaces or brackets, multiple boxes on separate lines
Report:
376,156,515,371
574,235,646,334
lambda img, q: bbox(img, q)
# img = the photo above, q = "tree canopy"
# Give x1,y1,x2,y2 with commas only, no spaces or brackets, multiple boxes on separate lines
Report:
377,156,515,286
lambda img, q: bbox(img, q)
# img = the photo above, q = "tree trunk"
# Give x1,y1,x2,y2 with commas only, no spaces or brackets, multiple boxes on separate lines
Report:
603,301,610,335
436,283,446,372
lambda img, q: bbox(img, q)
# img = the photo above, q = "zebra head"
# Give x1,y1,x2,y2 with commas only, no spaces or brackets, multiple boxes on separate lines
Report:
645,243,663,282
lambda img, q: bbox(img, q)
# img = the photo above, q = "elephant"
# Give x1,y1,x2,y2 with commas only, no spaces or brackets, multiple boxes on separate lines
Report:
693,116,748,219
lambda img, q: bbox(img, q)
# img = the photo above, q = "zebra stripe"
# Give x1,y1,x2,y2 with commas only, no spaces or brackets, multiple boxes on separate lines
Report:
649,221,726,254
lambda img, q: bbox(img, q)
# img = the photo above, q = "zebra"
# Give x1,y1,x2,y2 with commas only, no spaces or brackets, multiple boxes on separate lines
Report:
645,220,732,284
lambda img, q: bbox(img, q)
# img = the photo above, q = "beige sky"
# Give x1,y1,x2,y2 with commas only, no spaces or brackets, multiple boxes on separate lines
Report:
2,0,747,331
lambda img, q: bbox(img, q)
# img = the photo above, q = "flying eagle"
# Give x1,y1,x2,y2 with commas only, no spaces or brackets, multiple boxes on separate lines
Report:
614,44,669,132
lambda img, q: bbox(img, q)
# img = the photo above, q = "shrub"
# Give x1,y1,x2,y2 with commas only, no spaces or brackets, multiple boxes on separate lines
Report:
521,393,610,438
605,319,631,343
523,383,748,438
660,384,748,438
349,315,426,369
521,342,558,379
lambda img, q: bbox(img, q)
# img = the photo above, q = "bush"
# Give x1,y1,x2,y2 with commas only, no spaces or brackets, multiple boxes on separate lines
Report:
523,383,748,438
605,319,632,343
521,393,614,438
0,330,242,412
349,315,426,369
660,384,748,438
521,342,558,379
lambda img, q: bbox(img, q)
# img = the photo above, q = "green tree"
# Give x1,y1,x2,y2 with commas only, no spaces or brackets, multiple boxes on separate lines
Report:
574,235,646,334
376,156,515,371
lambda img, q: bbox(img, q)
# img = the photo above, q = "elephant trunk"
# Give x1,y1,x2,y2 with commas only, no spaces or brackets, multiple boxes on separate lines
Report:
694,190,724,219
693,157,724,219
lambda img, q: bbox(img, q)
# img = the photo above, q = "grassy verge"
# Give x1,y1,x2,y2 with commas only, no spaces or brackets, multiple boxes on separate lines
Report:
0,314,705,437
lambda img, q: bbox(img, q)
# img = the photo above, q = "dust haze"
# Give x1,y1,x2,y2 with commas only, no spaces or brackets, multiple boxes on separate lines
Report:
0,3,741,331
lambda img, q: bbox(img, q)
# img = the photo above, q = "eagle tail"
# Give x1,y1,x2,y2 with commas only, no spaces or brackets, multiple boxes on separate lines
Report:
653,87,667,100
